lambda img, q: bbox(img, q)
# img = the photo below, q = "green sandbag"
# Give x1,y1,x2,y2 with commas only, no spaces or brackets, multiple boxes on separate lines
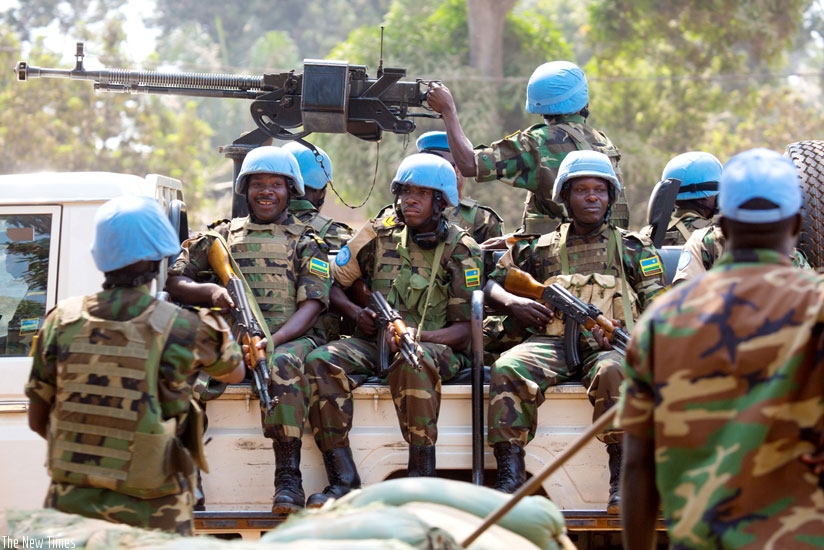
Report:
331,478,566,550
262,503,460,550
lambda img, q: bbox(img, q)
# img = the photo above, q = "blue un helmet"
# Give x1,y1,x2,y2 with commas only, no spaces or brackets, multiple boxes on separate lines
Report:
662,151,722,200
281,141,332,190
416,131,450,153
390,153,459,207
235,146,305,196
552,150,621,204
90,195,180,273
526,61,589,116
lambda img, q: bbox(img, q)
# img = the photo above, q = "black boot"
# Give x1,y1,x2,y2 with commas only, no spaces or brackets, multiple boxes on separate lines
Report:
407,445,436,477
272,439,305,514
194,468,205,511
306,447,362,508
606,443,622,514
492,442,526,494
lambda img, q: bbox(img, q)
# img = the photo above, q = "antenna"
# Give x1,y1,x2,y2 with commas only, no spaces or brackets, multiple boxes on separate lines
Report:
377,26,385,78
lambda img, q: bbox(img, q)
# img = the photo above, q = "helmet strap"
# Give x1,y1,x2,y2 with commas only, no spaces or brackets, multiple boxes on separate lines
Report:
411,217,449,250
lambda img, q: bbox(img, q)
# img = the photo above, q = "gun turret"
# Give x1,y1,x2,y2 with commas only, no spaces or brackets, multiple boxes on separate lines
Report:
15,42,436,142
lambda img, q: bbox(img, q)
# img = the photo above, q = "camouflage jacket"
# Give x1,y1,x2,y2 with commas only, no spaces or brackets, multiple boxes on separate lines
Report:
490,222,666,312
168,215,331,337
472,115,628,229
289,198,353,251
619,249,824,548
672,224,812,284
332,213,482,331
641,207,714,247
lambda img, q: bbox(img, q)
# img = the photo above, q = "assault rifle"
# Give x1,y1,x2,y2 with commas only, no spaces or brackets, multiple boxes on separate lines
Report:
369,290,424,377
207,239,276,414
14,42,436,143
503,268,630,367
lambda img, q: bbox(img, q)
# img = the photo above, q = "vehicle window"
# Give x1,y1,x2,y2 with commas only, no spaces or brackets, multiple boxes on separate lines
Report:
0,214,52,356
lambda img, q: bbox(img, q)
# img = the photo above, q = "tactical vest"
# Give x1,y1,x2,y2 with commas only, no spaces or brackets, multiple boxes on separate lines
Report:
227,217,304,334
665,212,711,246
48,297,184,499
537,226,638,337
370,223,460,331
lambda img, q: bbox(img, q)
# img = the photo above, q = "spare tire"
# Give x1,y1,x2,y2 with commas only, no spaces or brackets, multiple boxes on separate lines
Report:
785,140,824,268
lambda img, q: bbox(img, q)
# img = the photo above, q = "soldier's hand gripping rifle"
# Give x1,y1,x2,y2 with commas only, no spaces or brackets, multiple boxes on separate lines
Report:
503,268,630,366
15,42,437,143
207,239,275,414
369,290,424,377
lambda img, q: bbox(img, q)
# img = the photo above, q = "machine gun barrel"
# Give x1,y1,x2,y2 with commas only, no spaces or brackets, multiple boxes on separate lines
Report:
14,42,435,141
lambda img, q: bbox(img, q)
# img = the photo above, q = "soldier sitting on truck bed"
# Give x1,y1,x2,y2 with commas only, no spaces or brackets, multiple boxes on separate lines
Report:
303,153,483,506
166,146,332,515
483,151,666,514
26,196,245,535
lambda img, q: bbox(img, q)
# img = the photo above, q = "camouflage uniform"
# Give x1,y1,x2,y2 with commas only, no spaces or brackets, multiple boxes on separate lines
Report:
474,116,630,233
673,224,812,284
168,215,331,441
305,213,482,450
25,286,242,535
619,249,824,548
487,223,666,446
289,198,353,342
642,206,714,247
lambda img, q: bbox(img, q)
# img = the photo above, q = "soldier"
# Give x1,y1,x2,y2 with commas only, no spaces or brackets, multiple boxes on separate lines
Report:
25,196,245,535
642,151,722,246
304,153,483,506
282,141,353,251
415,131,504,244
166,146,331,514
484,150,665,513
619,148,824,548
672,222,812,284
426,61,630,234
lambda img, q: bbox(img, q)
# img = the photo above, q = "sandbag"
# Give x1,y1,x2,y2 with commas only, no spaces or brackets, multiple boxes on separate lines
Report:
262,503,459,550
331,478,567,550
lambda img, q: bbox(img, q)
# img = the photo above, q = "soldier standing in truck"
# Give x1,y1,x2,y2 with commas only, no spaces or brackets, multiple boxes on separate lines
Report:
25,196,245,535
426,61,630,234
483,150,665,513
166,146,331,515
303,153,482,506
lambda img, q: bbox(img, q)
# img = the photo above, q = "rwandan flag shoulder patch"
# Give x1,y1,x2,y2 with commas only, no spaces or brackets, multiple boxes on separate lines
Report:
309,258,330,278
464,268,481,288
639,255,664,277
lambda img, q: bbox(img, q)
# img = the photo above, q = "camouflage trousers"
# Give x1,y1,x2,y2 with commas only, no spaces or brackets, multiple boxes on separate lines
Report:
487,335,624,446
45,475,195,535
305,336,469,451
262,336,319,441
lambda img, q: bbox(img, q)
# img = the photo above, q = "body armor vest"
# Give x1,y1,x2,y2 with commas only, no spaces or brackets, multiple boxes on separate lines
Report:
49,297,182,499
370,223,459,331
227,217,303,334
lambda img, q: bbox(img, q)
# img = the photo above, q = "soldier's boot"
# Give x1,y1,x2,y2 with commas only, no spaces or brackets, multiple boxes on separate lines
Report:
306,447,361,508
492,442,526,494
407,445,436,477
606,443,622,514
271,438,305,515
194,468,206,511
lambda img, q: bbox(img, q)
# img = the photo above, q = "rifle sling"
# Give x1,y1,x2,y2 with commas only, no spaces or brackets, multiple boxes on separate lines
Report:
206,230,274,355
399,226,445,342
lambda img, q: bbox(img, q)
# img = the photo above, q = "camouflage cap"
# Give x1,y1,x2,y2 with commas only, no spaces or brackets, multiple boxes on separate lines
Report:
719,148,801,223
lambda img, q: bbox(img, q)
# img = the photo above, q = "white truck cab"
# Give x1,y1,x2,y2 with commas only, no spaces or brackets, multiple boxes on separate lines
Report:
0,172,185,511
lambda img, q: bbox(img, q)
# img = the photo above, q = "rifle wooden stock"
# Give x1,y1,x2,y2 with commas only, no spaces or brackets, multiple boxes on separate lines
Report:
502,268,545,303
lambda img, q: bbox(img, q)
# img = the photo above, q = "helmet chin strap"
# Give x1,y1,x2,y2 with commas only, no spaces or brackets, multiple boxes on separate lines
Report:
396,192,449,249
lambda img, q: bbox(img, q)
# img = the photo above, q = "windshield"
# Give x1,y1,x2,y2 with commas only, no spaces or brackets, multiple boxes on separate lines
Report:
0,213,52,356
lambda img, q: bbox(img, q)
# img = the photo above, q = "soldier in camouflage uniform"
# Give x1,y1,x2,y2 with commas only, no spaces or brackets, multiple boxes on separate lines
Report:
283,141,353,251
166,146,331,514
620,148,824,549
427,61,630,234
25,196,245,535
642,151,722,246
673,222,812,284
304,153,482,506
484,151,665,514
